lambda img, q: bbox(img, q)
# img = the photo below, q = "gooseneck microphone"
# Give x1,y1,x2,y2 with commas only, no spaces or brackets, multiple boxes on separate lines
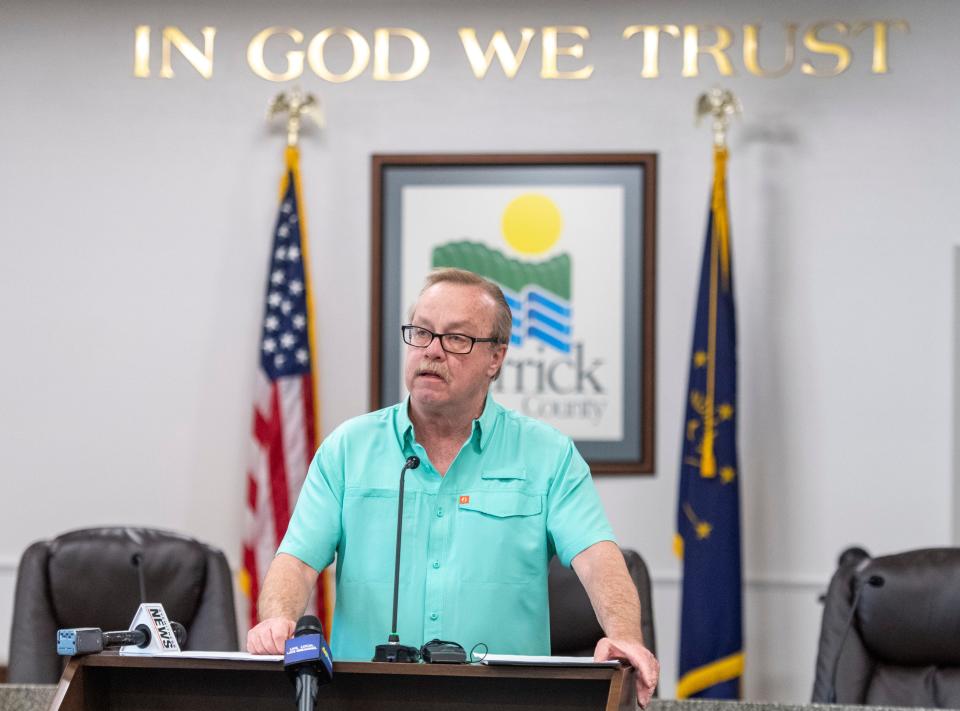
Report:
826,573,885,703
131,552,148,603
373,456,421,662
284,615,333,711
57,622,187,656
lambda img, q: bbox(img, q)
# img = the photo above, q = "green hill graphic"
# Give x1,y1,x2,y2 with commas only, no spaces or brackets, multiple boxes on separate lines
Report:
432,241,571,300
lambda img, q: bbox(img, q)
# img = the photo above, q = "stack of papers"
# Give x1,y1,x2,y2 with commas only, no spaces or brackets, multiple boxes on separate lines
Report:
480,654,620,667
131,651,283,662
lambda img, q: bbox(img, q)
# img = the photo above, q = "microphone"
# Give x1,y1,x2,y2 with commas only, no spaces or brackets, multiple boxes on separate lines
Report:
373,456,421,663
284,615,333,711
826,572,885,703
57,622,187,656
131,552,148,603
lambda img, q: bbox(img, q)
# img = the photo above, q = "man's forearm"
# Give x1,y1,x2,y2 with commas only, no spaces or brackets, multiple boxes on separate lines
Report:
573,541,660,706
257,553,318,621
572,541,645,642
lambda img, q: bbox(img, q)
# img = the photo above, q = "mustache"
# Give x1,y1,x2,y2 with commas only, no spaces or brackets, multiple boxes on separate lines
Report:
417,362,449,381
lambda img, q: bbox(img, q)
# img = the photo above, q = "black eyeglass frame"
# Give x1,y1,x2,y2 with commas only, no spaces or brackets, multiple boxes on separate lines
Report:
401,324,505,354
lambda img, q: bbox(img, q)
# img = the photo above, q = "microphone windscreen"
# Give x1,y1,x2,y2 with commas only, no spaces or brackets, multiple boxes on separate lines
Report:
295,615,324,637
406,456,421,469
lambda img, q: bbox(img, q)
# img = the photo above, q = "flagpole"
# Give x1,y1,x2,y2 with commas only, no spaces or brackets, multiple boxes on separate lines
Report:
693,89,741,478
259,88,335,636
675,88,745,699
268,89,323,448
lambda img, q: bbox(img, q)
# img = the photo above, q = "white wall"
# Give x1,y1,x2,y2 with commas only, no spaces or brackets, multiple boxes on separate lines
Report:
1,0,958,701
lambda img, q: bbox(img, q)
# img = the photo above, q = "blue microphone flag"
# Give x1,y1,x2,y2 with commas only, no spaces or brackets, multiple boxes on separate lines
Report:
284,633,333,678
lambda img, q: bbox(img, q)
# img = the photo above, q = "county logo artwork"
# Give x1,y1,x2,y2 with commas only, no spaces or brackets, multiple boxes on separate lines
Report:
431,193,572,353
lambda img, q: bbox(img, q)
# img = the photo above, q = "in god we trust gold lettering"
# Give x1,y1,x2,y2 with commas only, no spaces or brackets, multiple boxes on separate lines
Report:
801,22,852,77
799,20,907,76
245,26,428,82
133,19,910,81
540,26,593,79
621,19,908,77
458,28,536,79
683,25,736,77
459,26,594,79
306,27,370,83
853,20,909,73
743,24,797,77
621,25,680,79
247,27,304,82
133,25,215,78
373,28,430,81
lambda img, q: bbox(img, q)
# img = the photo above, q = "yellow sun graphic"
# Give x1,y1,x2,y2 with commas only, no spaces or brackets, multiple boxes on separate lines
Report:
501,193,563,255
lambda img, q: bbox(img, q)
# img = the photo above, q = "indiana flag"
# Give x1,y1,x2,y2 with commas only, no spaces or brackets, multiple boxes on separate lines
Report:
675,145,744,699
241,146,331,634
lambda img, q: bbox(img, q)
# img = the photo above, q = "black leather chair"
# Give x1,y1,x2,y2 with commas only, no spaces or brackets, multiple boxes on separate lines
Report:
812,547,960,707
8,527,239,683
548,547,656,658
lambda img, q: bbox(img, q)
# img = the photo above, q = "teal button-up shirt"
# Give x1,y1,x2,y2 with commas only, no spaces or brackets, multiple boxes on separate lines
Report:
278,393,615,661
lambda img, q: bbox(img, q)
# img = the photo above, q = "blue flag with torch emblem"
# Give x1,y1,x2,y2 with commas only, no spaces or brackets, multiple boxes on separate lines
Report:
675,146,744,699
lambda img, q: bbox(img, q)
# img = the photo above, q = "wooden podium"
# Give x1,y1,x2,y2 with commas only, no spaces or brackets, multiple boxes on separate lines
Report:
51,654,637,711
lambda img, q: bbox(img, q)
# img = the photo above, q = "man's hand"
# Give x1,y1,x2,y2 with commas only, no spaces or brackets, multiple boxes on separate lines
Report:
572,542,660,707
247,554,320,654
247,617,296,655
595,637,660,708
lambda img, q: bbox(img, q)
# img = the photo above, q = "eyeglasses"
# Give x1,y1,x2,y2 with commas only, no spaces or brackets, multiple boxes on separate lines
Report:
401,324,504,355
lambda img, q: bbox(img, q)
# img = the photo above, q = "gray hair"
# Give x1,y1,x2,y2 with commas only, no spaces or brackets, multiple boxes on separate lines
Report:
415,268,512,346
410,269,511,380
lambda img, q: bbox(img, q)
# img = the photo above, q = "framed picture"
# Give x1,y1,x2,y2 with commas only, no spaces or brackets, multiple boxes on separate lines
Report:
371,154,656,474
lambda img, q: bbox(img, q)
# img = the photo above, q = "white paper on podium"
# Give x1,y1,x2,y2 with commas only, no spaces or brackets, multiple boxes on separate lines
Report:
481,654,621,667
140,650,283,662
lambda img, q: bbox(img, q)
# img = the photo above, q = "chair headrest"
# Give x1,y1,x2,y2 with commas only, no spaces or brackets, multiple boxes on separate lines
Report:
47,527,207,631
856,548,960,666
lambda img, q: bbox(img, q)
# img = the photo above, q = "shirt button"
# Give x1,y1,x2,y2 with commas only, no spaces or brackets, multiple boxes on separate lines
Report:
432,561,440,569
430,613,439,621
436,508,444,518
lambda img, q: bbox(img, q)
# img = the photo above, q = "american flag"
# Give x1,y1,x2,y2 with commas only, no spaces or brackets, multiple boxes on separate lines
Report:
241,146,331,633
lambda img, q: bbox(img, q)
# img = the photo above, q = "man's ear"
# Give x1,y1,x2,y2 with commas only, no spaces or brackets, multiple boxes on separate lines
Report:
487,344,507,379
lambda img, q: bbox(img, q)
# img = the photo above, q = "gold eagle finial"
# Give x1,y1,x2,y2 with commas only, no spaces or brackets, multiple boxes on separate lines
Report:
268,87,323,146
695,88,742,147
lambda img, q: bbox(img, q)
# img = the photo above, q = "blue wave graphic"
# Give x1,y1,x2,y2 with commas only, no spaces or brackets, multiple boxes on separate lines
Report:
501,285,572,354
528,326,570,353
528,291,571,318
529,310,571,335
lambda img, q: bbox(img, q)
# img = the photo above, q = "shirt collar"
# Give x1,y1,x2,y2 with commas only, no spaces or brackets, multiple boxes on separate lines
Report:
396,391,501,453
397,396,416,452
473,391,500,451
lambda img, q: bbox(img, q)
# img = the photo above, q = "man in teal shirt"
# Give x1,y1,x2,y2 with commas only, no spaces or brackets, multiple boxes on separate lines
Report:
248,268,659,706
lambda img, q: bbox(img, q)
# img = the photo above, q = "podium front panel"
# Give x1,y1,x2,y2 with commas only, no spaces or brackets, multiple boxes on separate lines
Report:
52,655,634,711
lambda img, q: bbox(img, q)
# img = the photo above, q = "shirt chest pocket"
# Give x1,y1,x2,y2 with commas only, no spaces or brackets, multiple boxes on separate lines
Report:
341,488,411,583
458,491,542,518
455,491,546,584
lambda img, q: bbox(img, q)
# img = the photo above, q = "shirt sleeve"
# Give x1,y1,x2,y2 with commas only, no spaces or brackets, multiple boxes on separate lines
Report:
546,439,617,567
276,433,344,572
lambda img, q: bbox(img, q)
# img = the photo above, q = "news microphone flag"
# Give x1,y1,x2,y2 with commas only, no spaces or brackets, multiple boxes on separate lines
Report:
284,634,333,676
241,146,331,633
675,146,744,699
